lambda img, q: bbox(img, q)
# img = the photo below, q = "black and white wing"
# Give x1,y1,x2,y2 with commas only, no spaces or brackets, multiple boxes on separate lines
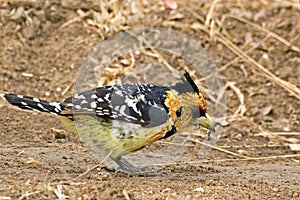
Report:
62,83,171,127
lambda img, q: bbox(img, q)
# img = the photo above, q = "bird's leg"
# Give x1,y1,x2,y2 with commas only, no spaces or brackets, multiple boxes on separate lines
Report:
207,130,211,141
111,157,162,176
112,157,140,173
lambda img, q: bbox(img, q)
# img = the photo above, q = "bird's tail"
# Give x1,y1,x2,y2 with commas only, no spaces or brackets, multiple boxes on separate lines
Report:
0,93,64,116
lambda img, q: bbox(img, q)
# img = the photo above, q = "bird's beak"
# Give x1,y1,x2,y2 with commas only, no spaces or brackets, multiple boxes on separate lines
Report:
198,113,215,132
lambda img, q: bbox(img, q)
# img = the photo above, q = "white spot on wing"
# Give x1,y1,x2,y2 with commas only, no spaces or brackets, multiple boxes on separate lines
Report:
124,96,141,115
137,94,146,102
152,101,158,107
119,105,127,115
115,90,123,96
78,94,85,99
21,101,27,106
104,94,110,102
91,94,98,99
80,100,88,104
90,101,97,109
74,105,81,109
103,111,110,115
97,98,104,102
54,108,60,113
74,94,85,99
37,103,44,109
33,98,40,102
50,102,61,110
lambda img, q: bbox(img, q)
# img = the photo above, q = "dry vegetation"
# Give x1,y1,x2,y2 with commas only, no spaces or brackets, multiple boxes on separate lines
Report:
0,0,300,199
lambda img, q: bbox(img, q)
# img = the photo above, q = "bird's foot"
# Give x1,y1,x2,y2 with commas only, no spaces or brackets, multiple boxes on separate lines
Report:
111,157,165,177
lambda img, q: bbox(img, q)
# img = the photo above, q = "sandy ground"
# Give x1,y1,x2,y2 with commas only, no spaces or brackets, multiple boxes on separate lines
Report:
0,0,300,199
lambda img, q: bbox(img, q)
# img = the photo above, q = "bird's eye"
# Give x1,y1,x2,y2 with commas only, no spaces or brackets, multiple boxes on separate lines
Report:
176,107,182,117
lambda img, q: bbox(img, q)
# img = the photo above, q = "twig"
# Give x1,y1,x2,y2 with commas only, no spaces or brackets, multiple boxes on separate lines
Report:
191,139,253,159
54,185,68,200
122,189,131,200
185,6,300,101
18,191,41,200
217,32,300,100
126,30,180,77
60,10,91,29
256,130,300,144
73,151,112,181
158,138,286,149
219,35,271,72
225,82,246,117
257,132,300,136
200,153,300,162
62,81,74,96
226,14,300,53
142,154,300,167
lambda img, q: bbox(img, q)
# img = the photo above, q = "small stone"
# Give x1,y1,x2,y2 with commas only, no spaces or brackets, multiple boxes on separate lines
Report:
194,187,204,193
237,149,248,156
120,59,130,66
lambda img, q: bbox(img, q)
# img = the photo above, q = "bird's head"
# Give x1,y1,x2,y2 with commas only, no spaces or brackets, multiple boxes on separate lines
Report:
170,71,215,132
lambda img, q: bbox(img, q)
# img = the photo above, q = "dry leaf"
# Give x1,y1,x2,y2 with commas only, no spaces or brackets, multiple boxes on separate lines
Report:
289,144,300,152
253,8,266,22
164,0,178,10
260,105,272,116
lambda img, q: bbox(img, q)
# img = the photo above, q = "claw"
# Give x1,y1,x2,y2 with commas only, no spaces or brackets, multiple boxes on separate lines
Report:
111,157,164,176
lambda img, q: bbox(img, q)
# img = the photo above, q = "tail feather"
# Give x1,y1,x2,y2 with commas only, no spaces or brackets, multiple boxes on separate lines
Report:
1,93,64,115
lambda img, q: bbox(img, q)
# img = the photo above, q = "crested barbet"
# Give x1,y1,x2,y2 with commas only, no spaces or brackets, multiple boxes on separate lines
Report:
1,72,215,174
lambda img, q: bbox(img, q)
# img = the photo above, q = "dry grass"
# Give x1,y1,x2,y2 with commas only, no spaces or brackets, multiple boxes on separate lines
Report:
183,4,300,101
1,0,300,199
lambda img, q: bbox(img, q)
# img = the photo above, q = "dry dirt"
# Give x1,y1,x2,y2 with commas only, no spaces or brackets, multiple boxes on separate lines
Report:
0,0,300,199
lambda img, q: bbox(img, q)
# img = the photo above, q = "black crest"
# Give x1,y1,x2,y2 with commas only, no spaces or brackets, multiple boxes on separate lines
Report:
171,71,200,94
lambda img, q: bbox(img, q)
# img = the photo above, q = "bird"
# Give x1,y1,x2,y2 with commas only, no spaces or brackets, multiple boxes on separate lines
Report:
1,71,215,175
